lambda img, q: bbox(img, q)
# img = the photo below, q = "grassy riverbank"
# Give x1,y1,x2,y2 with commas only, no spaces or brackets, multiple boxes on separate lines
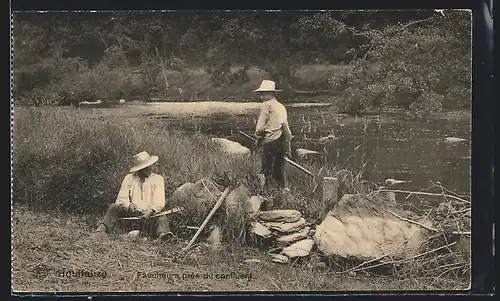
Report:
11,106,469,292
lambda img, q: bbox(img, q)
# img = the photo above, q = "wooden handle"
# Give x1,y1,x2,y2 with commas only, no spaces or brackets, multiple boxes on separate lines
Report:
284,157,314,177
238,130,256,142
182,188,230,252
120,207,184,220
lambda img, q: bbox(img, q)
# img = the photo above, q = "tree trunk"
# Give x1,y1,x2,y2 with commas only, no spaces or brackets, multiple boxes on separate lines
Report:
155,47,169,90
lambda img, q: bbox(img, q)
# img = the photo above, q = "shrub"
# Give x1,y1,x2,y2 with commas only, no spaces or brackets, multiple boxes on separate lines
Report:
406,92,444,120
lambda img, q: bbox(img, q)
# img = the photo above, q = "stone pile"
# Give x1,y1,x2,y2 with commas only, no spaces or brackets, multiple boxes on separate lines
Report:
251,209,315,263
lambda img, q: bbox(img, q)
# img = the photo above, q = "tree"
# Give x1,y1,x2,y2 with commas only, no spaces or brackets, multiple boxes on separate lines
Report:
327,10,471,117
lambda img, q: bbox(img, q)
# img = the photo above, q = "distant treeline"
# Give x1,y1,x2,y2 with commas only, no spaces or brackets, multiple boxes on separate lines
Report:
13,10,471,117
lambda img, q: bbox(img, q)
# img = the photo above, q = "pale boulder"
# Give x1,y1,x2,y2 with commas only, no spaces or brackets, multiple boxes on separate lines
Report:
224,184,252,214
314,193,432,261
170,178,222,222
171,178,222,207
211,138,251,155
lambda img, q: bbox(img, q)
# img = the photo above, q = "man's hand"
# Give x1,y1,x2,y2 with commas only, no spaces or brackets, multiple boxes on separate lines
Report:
128,203,138,212
254,138,262,148
142,209,154,219
253,137,263,154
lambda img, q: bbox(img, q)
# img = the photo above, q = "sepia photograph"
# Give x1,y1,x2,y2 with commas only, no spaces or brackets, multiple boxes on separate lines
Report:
11,10,472,293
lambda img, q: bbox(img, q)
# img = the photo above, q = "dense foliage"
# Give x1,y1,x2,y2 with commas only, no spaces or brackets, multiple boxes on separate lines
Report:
13,10,471,117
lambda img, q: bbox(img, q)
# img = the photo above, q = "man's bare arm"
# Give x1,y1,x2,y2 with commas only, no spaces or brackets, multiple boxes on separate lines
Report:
282,120,293,157
255,103,269,137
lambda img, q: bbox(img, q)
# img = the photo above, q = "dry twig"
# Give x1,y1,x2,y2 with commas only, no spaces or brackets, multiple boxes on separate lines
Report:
375,189,470,204
348,241,458,273
388,210,439,232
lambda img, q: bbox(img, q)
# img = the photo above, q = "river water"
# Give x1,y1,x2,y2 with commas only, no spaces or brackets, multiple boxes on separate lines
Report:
144,103,470,196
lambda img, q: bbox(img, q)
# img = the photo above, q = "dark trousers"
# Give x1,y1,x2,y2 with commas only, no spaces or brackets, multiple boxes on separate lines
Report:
99,203,171,238
261,135,286,190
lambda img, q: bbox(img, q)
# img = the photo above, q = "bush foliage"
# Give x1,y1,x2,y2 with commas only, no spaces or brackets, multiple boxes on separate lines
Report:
13,11,471,116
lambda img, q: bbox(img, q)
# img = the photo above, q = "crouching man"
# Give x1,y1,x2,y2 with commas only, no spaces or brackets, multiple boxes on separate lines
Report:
95,151,173,241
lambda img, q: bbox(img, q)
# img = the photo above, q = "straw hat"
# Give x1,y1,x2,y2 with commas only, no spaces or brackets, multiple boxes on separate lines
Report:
129,151,159,173
253,80,282,92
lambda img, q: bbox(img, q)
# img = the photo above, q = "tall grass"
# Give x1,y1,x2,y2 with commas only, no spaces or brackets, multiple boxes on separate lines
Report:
12,107,260,215
12,106,369,219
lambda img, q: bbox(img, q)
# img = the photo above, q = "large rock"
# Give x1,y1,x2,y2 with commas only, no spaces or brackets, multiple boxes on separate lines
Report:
211,138,251,156
224,184,252,213
171,178,222,220
171,178,222,206
258,210,302,223
223,184,265,217
314,193,432,261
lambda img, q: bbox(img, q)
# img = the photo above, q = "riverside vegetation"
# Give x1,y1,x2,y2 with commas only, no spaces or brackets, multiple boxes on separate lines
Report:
12,10,471,292
12,107,470,291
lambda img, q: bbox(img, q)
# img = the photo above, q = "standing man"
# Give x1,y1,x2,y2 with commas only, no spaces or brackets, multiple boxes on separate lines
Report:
95,151,173,241
253,80,293,205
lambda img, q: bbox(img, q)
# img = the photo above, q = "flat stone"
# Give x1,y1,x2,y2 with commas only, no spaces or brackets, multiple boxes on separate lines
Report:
281,239,315,258
258,209,302,223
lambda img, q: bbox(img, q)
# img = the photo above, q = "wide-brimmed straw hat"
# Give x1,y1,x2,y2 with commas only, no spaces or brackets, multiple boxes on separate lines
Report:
253,80,282,92
129,151,159,173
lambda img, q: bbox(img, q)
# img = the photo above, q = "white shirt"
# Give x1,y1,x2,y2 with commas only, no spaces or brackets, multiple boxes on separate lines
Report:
255,98,292,144
115,173,165,212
